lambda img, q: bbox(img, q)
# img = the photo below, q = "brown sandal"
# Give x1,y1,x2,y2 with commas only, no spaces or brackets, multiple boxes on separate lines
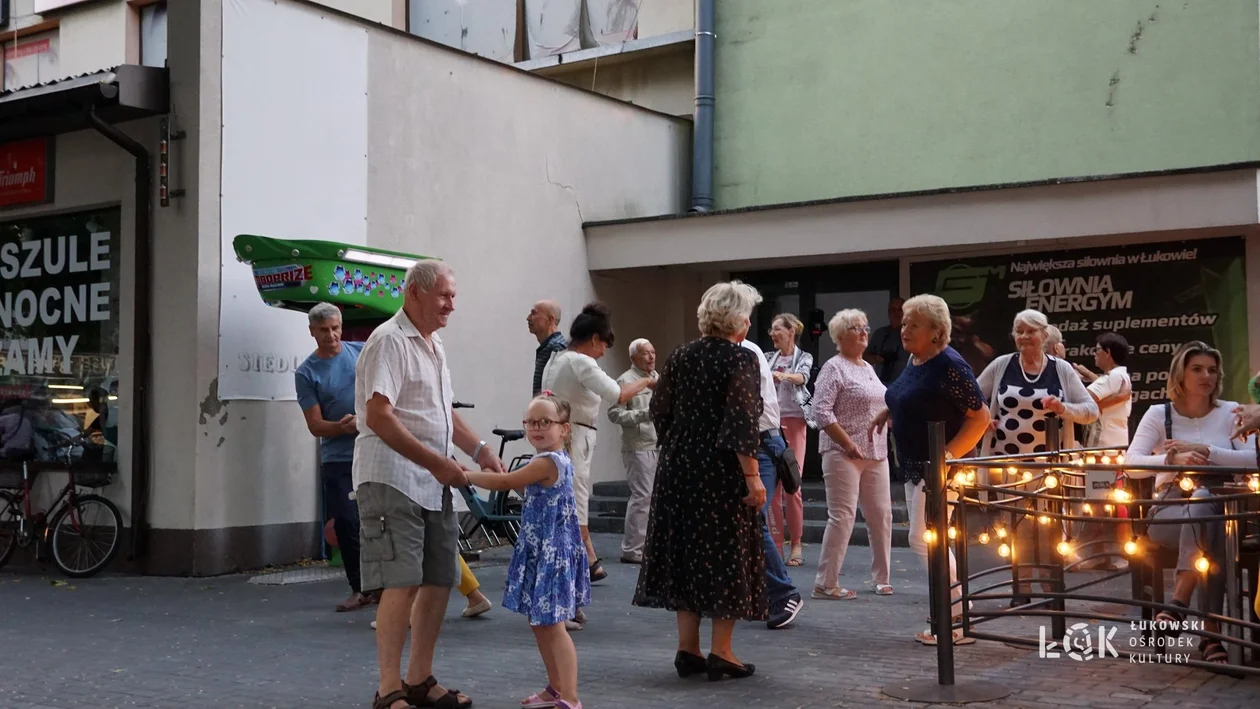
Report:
374,689,417,709
336,592,373,612
405,676,472,708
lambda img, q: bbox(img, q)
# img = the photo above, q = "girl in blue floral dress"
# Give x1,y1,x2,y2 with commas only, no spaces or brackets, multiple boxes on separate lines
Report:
464,393,590,709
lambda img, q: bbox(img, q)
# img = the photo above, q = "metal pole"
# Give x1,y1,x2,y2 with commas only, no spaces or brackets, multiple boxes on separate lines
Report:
928,422,955,685
1223,499,1242,665
1045,415,1065,638
689,0,716,212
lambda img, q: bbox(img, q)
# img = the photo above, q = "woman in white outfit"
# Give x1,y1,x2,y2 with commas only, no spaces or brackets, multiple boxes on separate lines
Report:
541,302,652,590
810,309,894,600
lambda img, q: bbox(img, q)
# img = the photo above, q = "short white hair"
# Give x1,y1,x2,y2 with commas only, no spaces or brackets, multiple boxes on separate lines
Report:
827,309,866,345
308,302,341,326
697,281,762,337
628,338,652,358
902,294,952,343
1012,309,1050,336
404,259,454,293
1044,324,1063,350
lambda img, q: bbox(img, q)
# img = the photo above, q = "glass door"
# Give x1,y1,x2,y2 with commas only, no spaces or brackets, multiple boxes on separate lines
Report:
736,261,899,480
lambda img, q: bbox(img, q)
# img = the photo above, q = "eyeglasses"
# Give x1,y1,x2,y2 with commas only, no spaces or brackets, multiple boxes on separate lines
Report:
522,418,565,431
849,326,871,334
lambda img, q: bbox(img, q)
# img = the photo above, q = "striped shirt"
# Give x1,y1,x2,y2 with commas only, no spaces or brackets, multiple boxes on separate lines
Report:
534,331,567,396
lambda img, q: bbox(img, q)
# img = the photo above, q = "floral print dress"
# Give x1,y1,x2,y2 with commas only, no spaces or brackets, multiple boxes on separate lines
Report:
632,337,767,620
502,450,591,626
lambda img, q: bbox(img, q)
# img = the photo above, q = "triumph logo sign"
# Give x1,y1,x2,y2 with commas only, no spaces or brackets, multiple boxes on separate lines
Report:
0,138,50,209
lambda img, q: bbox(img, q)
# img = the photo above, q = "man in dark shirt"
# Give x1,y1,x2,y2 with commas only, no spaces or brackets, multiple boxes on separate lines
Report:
865,297,909,385
527,300,566,396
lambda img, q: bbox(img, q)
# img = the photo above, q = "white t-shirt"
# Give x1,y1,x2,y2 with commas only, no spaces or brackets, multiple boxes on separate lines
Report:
1087,366,1132,447
740,339,781,433
540,350,621,427
1125,399,1257,489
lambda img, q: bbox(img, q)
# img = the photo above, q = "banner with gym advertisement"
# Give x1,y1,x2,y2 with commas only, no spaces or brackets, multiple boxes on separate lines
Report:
908,237,1249,432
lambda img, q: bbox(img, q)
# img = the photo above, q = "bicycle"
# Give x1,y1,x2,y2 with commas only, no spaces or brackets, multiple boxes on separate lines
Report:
451,401,530,548
0,432,123,578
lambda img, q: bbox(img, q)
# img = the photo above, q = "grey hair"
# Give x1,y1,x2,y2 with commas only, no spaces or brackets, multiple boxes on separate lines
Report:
697,281,763,337
827,309,867,345
1012,309,1050,336
308,302,342,326
1044,324,1063,351
902,294,952,343
628,338,652,358
404,259,454,293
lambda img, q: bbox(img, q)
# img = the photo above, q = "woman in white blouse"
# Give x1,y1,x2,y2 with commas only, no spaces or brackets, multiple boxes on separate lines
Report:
810,310,893,599
1124,341,1255,664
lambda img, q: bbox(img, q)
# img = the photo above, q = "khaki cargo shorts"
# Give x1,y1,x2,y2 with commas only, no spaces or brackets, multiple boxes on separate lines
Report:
356,482,459,591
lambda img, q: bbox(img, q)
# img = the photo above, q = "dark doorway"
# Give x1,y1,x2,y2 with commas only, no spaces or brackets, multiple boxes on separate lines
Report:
733,261,900,480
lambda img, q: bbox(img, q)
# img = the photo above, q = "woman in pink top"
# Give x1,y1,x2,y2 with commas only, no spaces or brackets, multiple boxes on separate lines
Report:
810,309,894,599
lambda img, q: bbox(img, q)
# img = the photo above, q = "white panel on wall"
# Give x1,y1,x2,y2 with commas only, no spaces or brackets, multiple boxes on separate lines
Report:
525,0,580,58
409,0,517,62
219,0,368,400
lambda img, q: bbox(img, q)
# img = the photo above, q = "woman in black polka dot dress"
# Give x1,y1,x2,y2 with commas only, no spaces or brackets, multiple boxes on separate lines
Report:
975,310,1097,603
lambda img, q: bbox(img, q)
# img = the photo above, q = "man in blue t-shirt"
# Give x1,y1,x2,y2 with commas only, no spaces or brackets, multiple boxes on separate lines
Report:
296,303,370,612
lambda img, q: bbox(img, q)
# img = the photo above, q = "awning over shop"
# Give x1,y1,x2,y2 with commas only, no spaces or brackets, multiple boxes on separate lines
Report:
0,65,169,143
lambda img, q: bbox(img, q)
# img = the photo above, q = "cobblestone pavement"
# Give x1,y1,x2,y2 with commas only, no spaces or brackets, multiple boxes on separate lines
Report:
1,535,1256,709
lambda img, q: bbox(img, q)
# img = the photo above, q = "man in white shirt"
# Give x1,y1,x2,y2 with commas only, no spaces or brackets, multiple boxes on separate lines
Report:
1073,332,1133,447
740,338,804,630
353,259,505,709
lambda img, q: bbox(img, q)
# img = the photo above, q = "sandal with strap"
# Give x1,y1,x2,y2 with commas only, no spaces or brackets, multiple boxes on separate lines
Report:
1154,600,1187,638
588,559,607,582
874,583,894,596
374,689,418,709
520,685,560,709
915,627,975,646
1200,638,1229,664
405,676,473,709
811,586,856,600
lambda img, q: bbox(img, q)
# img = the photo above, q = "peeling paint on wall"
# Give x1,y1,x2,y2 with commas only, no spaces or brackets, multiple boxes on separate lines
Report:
198,377,228,425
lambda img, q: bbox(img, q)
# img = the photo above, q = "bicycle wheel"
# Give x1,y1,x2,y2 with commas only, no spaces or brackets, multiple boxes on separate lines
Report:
49,494,122,578
0,491,18,571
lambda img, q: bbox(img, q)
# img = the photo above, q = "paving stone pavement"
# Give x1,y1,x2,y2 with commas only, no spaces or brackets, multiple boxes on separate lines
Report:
1,535,1256,709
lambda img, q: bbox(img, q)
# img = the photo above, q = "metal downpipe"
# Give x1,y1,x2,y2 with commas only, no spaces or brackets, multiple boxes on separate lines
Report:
690,0,716,212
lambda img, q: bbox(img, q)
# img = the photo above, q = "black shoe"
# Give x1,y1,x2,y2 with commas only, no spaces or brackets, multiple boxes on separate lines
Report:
589,559,608,582
706,653,755,681
674,650,707,678
767,593,803,629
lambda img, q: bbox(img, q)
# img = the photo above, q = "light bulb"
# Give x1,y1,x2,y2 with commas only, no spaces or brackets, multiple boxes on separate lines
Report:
1116,454,1125,465
1007,466,1018,476
1038,515,1051,525
1249,476,1259,492
954,472,970,487
947,526,958,540
1113,489,1131,504
978,531,991,545
1124,539,1139,556
998,543,1011,558
967,470,977,485
1022,471,1033,482
1086,455,1097,465
1179,477,1195,492
996,527,1008,539
1104,504,1114,513
1195,556,1210,574
1100,455,1112,465
1045,474,1059,489
1083,503,1093,515
923,529,937,544
1057,540,1073,556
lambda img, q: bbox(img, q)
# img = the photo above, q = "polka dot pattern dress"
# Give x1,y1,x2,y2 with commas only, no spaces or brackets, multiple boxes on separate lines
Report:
988,356,1064,455
632,337,768,621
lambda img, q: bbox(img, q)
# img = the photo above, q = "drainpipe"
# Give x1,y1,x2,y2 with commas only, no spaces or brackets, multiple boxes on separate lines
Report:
87,107,153,563
689,0,716,212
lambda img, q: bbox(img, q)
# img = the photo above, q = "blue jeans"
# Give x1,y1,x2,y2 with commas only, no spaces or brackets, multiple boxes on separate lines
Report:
757,431,797,604
322,461,362,594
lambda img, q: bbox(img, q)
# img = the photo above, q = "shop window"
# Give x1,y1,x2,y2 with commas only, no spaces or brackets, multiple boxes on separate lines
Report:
140,2,167,69
2,32,60,92
0,209,121,473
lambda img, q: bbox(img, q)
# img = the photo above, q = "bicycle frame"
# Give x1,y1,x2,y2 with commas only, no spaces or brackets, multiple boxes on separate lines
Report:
10,468,78,546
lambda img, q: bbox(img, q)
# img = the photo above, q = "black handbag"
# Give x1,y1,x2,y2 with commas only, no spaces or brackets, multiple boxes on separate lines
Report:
772,444,802,495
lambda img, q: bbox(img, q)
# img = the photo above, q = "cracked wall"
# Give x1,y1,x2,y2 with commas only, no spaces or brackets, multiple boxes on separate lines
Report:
714,0,1260,210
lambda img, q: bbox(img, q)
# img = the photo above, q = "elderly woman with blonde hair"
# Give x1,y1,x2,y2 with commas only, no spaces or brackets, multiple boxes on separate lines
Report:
634,281,768,681
811,309,894,600
872,294,990,645
766,312,812,565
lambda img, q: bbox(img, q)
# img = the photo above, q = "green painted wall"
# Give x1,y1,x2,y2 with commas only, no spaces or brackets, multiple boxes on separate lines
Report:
714,0,1260,210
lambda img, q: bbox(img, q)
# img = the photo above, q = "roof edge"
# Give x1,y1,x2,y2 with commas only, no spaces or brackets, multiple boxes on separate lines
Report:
584,161,1260,228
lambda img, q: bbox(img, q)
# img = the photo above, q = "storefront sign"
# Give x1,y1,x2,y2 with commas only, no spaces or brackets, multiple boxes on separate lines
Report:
909,237,1249,429
0,138,51,209
2,32,60,92
0,209,120,376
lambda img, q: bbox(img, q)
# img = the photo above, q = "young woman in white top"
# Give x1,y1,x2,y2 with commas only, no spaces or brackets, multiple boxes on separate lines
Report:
541,303,652,594
1124,341,1256,665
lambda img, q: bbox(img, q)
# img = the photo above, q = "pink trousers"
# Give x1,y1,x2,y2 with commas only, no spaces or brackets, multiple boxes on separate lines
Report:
815,451,892,590
769,417,807,550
